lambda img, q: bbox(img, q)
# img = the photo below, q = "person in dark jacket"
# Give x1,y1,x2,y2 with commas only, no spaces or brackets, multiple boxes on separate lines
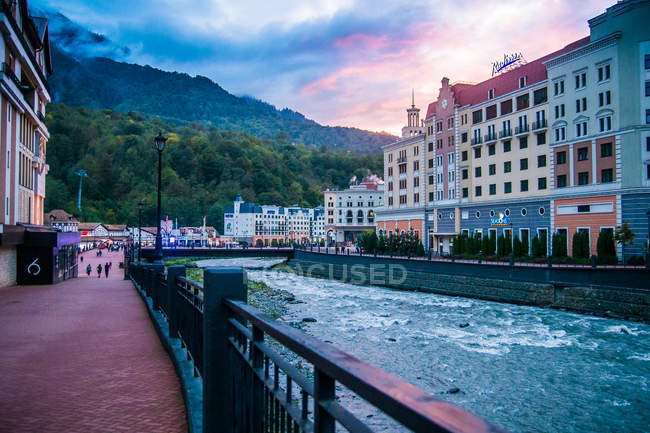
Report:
97,263,102,278
86,264,92,277
104,262,110,278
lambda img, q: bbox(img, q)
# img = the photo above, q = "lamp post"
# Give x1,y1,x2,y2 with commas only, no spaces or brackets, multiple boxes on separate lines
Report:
154,132,167,262
137,200,143,263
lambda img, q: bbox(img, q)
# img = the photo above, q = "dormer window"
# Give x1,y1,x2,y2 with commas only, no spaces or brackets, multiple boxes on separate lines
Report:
488,88,495,99
519,76,527,88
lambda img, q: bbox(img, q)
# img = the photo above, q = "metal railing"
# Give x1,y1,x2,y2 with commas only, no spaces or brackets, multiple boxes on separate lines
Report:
127,263,508,433
514,124,529,135
531,119,548,130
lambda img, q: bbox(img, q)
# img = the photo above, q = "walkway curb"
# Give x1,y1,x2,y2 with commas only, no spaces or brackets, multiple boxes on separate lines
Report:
132,278,203,433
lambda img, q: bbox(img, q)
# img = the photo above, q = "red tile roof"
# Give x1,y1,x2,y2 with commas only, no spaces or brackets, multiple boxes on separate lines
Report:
454,37,590,107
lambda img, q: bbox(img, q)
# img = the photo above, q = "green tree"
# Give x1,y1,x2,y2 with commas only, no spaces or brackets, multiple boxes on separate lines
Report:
615,222,635,260
358,230,378,253
597,229,617,265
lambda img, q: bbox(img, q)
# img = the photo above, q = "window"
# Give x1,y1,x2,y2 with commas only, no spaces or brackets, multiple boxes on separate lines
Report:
472,109,483,124
519,136,528,149
578,172,589,185
537,133,546,145
462,150,468,161
537,155,546,167
488,88,495,99
501,99,513,115
413,176,419,187
575,71,586,89
486,104,497,120
428,174,434,185
489,164,496,175
597,64,610,82
576,122,588,137
555,104,566,118
462,187,468,198
555,127,566,142
520,158,528,170
462,169,468,180
646,109,650,124
538,177,547,190
519,76,527,88
504,161,511,173
516,93,530,110
576,97,587,113
599,116,612,132
503,140,511,152
601,168,613,183
489,184,496,195
504,182,512,194
488,144,495,155
578,147,589,161
646,54,650,70
557,174,567,188
475,167,482,177
474,147,481,158
475,186,482,197
520,179,529,192
599,90,612,106
533,87,547,105
429,158,434,168
553,80,565,96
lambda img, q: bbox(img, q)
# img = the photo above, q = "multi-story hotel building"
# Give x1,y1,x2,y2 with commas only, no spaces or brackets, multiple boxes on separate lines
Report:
375,95,425,240
381,0,649,260
325,179,383,245
1,0,51,225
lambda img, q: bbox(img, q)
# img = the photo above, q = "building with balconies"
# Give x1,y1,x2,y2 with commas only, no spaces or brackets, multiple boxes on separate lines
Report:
325,179,383,245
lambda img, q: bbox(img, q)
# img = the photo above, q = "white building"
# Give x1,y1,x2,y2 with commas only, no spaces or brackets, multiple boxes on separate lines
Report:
324,179,384,245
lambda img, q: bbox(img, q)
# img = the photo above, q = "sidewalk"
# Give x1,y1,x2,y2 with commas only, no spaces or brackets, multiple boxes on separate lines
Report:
0,249,187,433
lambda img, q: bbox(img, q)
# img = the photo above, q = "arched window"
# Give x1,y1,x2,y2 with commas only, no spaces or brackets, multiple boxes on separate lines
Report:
357,210,364,223
346,210,353,224
367,209,374,223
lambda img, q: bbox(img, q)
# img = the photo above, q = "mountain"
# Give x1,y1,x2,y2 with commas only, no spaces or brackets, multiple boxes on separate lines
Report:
43,12,396,153
44,104,383,229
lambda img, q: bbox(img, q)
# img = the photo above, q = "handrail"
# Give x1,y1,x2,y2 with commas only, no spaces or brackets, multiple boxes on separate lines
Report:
225,298,506,433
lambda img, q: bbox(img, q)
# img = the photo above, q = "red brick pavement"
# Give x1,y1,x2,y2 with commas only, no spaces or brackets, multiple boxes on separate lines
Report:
0,249,188,433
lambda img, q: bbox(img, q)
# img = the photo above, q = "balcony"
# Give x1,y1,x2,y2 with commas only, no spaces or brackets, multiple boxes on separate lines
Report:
1,62,21,88
499,129,512,139
471,137,482,146
484,133,497,143
515,124,530,135
532,119,548,131
397,156,408,165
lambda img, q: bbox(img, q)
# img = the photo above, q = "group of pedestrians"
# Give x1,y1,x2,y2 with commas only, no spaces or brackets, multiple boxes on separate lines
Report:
85,261,112,278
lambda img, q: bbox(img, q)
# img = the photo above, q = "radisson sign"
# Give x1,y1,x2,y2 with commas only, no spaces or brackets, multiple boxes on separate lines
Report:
491,52,524,76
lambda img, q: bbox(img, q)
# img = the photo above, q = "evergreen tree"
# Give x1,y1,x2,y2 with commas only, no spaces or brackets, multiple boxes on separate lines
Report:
597,229,616,265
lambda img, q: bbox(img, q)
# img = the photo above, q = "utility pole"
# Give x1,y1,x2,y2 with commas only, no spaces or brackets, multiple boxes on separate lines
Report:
74,169,88,211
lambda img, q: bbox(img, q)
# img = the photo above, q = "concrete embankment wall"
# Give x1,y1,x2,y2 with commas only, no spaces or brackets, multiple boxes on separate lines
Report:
290,250,650,322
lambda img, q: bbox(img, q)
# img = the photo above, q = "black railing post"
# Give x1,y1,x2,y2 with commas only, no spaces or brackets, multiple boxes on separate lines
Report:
150,264,164,311
314,368,335,433
251,325,264,433
203,267,247,433
167,265,185,339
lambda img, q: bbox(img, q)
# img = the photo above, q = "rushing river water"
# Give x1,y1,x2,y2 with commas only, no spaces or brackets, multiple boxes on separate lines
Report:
199,258,650,433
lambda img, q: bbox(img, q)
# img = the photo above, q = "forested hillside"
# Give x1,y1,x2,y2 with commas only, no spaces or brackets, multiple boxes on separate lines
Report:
45,104,383,230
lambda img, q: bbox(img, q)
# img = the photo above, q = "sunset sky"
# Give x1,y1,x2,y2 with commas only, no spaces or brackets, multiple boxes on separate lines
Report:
32,0,614,135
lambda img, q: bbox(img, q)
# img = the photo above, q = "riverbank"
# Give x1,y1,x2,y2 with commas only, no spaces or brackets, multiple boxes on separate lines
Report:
290,250,650,322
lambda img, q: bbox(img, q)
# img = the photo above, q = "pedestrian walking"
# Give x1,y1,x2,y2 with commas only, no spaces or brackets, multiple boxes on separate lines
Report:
80,256,83,263
97,263,102,278
86,264,91,277
104,262,110,278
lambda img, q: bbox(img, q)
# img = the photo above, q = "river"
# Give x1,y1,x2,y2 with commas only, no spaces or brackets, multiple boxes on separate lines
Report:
197,258,650,433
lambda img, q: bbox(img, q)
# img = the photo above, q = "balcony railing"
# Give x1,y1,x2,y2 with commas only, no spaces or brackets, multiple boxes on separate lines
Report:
396,156,408,164
499,129,512,139
484,133,497,143
515,124,530,135
532,119,548,130
1,62,21,88
471,137,482,146
127,263,508,433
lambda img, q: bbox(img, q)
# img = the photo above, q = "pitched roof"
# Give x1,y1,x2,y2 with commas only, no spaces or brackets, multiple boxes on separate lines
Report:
105,224,127,231
454,37,590,107
45,209,78,223
78,222,104,231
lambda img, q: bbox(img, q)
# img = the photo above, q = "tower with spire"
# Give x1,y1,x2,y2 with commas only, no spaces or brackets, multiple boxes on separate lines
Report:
402,89,424,138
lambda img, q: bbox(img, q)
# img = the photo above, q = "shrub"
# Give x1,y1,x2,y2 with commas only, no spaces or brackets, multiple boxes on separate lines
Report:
596,230,617,265
572,231,589,259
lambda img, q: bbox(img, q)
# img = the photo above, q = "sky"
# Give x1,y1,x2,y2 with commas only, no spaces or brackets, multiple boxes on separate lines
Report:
31,0,614,135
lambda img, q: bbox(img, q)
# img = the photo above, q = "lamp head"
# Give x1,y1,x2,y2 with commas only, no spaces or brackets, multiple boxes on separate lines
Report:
154,131,167,152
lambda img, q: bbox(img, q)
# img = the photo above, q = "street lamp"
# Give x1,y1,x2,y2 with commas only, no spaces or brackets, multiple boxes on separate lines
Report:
154,132,167,262
137,200,144,263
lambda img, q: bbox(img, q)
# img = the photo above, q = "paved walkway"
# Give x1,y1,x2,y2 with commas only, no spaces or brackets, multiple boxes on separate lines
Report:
0,249,188,433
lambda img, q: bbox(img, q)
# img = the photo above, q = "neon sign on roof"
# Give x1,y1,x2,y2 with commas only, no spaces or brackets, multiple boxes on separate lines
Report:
491,52,524,76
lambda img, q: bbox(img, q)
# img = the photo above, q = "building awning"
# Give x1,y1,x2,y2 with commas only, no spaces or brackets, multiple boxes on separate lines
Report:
428,231,458,236
0,224,80,248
